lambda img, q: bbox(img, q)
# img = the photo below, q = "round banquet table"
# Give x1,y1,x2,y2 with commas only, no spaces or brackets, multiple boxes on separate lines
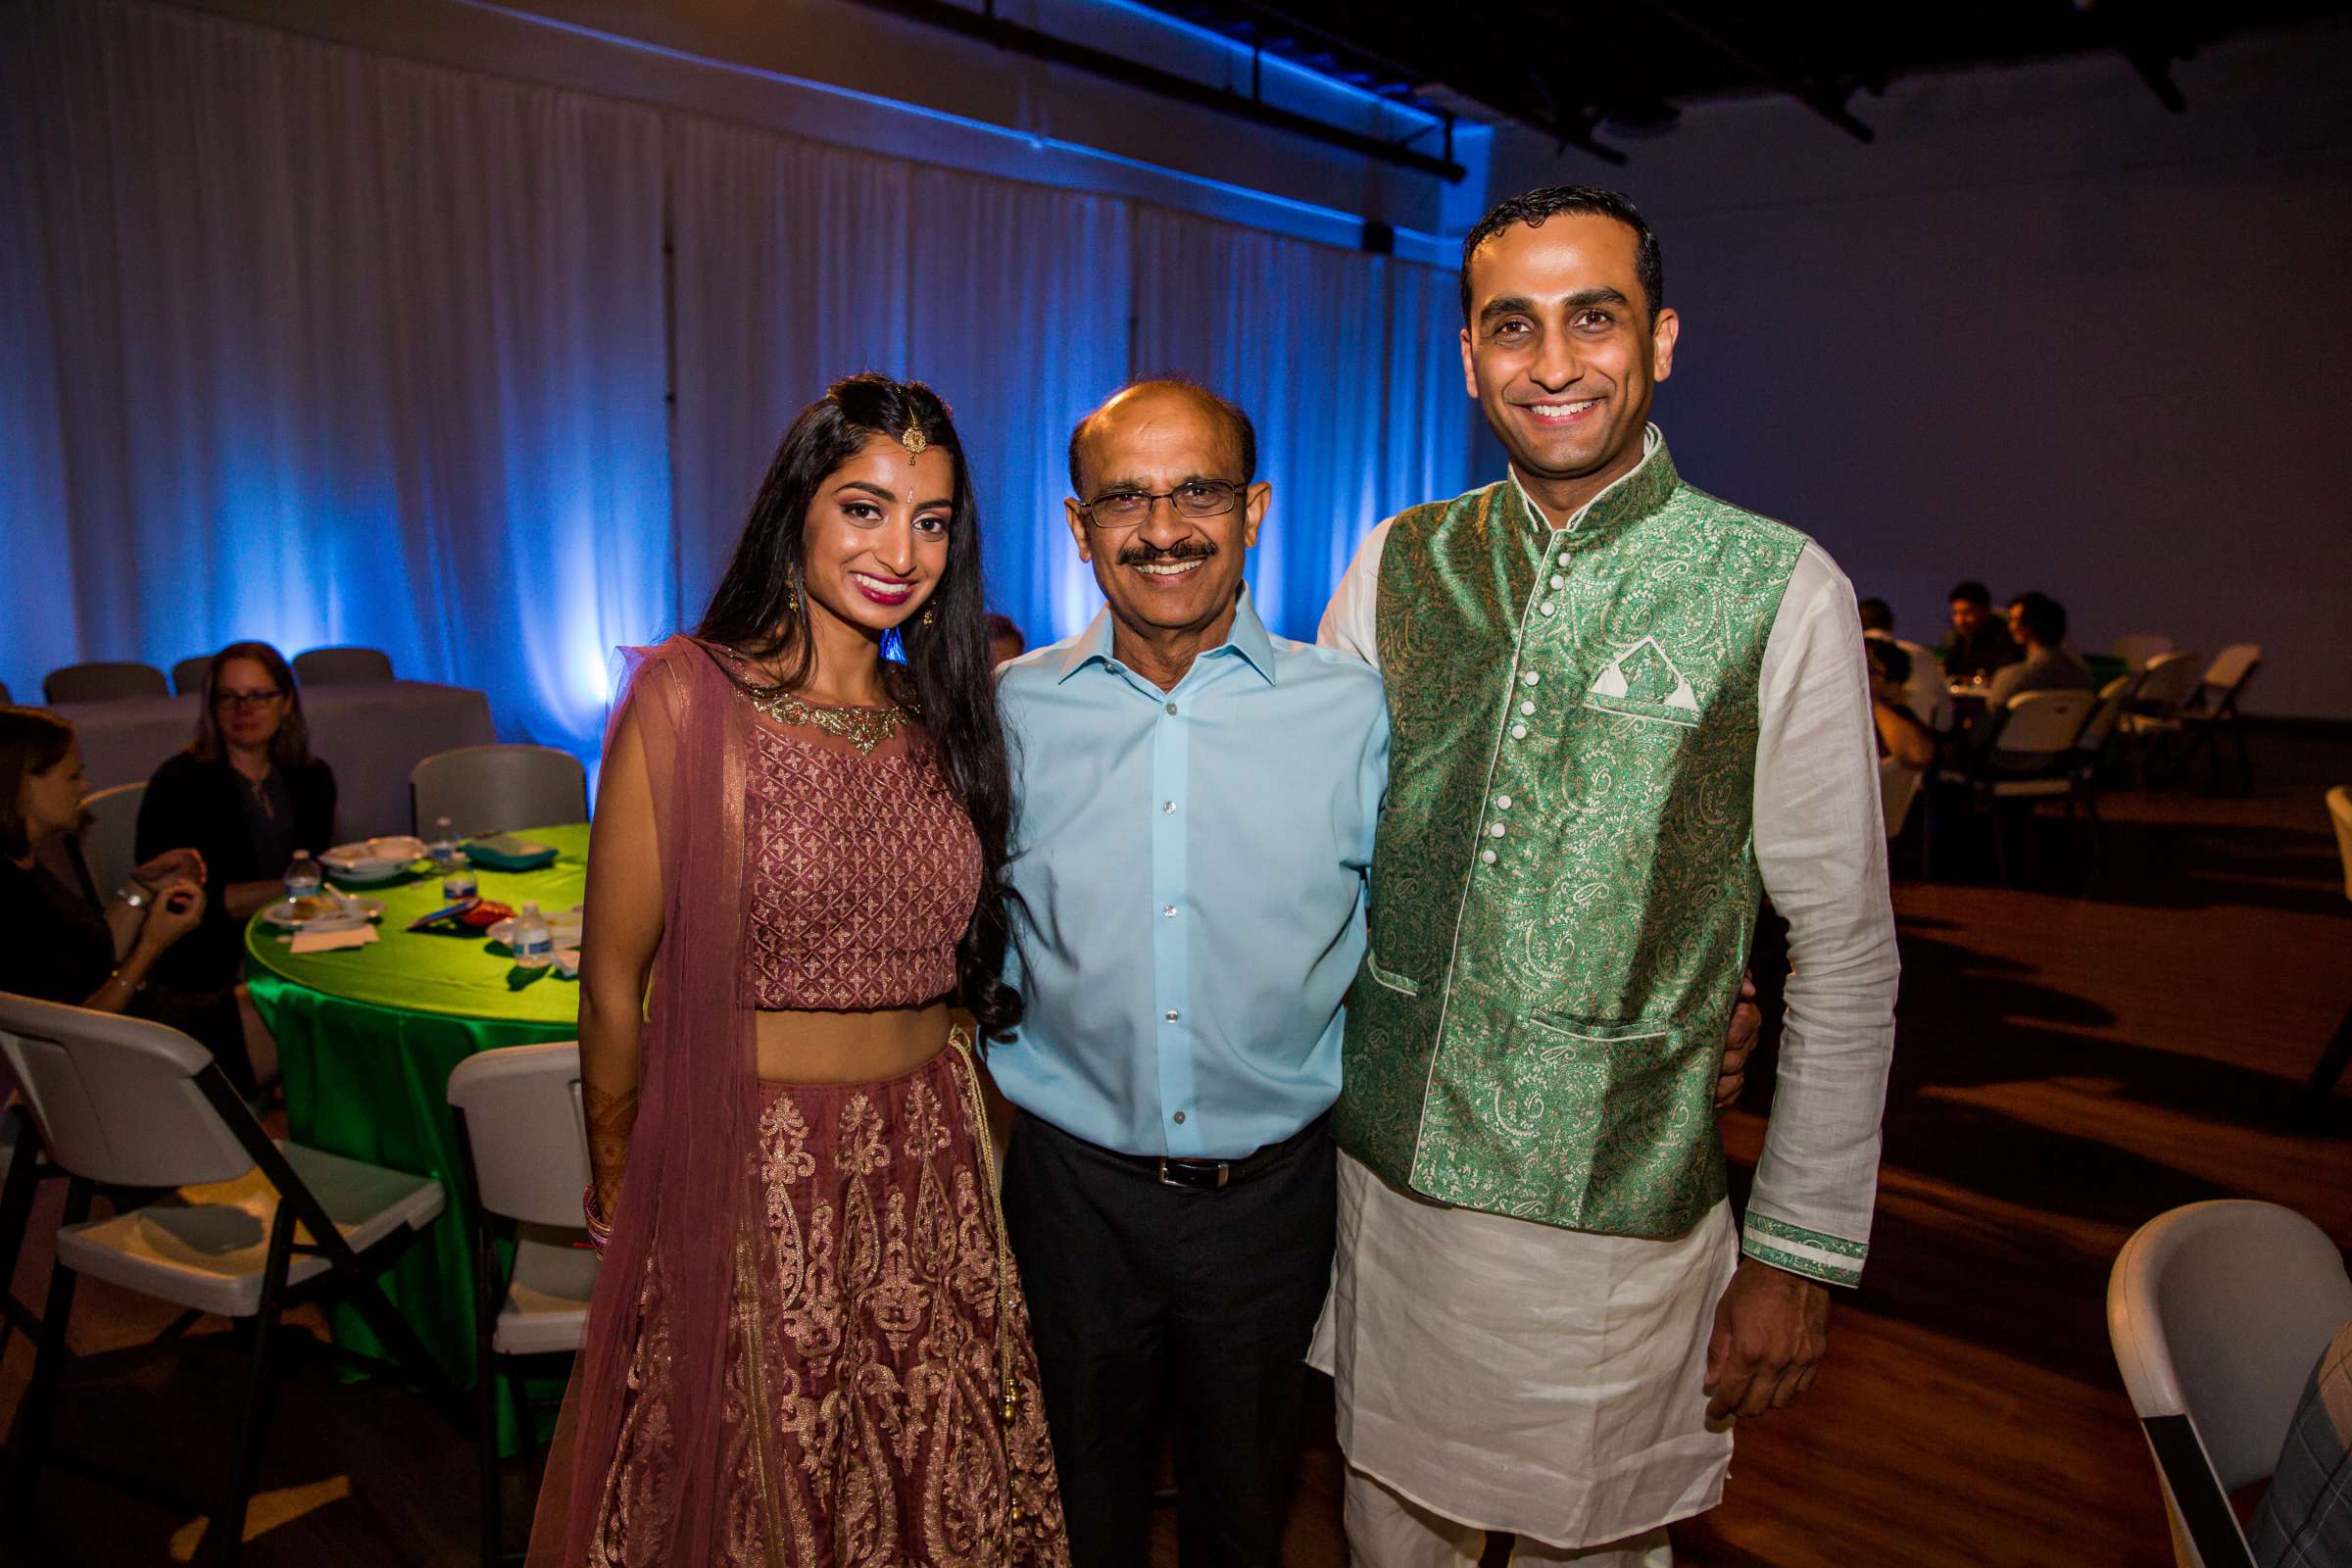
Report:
244,821,589,1452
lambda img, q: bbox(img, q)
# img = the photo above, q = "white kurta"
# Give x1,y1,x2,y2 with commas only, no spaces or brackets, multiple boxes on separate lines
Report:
1311,459,1898,1544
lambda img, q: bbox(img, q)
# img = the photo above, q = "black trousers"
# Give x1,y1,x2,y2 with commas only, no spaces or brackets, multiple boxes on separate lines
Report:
1001,1112,1338,1568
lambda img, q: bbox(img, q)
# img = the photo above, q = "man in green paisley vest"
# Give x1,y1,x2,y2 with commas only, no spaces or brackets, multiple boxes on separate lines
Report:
1310,186,1898,1565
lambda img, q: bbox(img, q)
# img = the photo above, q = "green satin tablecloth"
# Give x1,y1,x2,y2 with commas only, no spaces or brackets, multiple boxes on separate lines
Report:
244,822,589,1450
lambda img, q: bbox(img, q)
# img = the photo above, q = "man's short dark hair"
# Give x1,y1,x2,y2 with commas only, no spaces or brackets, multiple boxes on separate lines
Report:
2012,591,2067,648
1067,378,1257,497
1857,597,1894,634
984,612,1024,654
1867,638,1913,686
1459,185,1664,326
1948,580,1993,609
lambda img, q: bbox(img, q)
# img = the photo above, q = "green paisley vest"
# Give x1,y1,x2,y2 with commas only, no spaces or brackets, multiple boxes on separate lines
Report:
1341,435,1806,1240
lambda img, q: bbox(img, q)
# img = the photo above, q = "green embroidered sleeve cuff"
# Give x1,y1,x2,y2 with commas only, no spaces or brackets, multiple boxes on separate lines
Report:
1741,1212,1867,1288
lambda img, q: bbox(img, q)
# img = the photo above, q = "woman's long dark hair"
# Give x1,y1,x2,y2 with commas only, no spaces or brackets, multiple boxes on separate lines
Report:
696,373,1024,1041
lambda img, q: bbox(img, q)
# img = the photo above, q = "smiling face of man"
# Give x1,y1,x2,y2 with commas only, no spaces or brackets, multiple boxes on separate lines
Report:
1065,384,1268,670
1460,213,1679,519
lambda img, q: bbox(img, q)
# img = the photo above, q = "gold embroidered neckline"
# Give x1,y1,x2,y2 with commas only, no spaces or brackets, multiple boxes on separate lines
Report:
719,646,912,756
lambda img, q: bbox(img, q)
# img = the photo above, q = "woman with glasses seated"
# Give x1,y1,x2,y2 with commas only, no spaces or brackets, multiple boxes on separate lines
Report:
1,706,270,1098
134,642,334,1021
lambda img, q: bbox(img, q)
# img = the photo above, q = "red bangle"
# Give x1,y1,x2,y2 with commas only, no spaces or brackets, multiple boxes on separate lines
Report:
582,1183,614,1254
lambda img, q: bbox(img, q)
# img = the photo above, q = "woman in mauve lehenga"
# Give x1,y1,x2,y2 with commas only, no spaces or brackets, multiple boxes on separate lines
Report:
530,375,1068,1566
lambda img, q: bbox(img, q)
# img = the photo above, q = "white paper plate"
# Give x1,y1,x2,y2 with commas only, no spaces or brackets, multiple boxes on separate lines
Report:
488,906,585,950
321,836,427,879
262,895,385,931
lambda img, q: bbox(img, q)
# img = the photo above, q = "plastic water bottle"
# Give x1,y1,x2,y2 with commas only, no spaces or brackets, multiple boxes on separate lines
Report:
427,816,457,870
441,852,477,903
512,901,554,969
283,850,322,903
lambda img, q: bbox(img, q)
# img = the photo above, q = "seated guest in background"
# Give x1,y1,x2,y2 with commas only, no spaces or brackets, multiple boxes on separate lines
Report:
1985,591,2094,712
2251,1315,2352,1566
136,641,335,994
1943,578,2022,682
987,610,1027,669
2,707,272,1096
1868,640,1936,770
1859,596,1953,732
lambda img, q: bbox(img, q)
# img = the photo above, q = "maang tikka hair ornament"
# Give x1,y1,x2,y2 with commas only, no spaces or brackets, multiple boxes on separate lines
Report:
900,423,928,461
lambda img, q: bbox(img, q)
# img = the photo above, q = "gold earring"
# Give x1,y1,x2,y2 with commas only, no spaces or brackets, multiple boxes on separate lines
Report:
789,570,802,618
920,606,936,629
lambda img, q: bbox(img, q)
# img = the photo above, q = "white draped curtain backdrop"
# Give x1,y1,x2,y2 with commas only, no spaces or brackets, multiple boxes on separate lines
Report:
1,0,1479,758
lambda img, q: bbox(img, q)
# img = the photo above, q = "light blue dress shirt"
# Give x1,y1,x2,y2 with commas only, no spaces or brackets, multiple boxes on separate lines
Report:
991,587,1389,1158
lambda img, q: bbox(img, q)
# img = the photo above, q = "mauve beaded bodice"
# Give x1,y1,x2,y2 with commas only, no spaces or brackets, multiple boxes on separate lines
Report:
740,715,980,1011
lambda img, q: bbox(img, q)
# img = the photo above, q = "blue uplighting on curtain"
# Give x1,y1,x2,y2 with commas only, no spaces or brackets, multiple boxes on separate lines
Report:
0,0,1479,760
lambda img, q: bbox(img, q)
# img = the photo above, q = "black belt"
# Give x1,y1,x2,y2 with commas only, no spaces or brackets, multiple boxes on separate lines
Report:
1107,1113,1328,1192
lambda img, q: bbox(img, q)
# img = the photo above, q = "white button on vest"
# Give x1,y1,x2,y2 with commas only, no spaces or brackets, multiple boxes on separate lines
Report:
1522,671,1540,687
1539,601,1555,616
1521,700,1537,716
1489,822,1505,838
1551,573,1566,590
1495,795,1512,809
1480,848,1497,864
1510,723,1528,740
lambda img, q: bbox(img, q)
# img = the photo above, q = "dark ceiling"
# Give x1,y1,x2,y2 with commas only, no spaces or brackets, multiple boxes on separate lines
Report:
1133,0,2352,163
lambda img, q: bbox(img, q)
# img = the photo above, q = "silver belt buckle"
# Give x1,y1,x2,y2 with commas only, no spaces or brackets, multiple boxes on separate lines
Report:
1157,1157,1231,1190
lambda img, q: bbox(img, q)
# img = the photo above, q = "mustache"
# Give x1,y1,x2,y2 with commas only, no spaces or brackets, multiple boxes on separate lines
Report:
1115,539,1218,566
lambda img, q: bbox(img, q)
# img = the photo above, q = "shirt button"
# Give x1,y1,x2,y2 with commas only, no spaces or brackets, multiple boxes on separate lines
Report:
1539,601,1555,616
1481,848,1498,865
1511,723,1528,740
1489,822,1506,838
1164,702,1177,715
1172,1110,1186,1124
1162,905,1177,918
1163,801,1176,813
1551,573,1566,590
1163,1008,1180,1022
1520,700,1537,716
1495,795,1512,809
1522,671,1540,687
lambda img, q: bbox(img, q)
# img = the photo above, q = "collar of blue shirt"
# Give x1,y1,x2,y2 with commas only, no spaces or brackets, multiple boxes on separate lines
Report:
1054,582,1281,689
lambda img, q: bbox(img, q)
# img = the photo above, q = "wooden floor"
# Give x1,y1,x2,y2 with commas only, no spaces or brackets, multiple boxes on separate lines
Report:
5,725,2348,1567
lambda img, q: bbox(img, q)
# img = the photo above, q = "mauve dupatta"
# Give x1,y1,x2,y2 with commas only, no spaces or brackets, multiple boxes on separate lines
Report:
529,635,758,1566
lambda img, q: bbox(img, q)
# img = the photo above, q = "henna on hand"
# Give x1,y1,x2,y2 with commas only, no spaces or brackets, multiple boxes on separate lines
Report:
585,1081,640,1216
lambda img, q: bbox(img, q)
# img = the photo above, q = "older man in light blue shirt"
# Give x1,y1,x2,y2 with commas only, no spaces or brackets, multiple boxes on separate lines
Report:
991,378,1386,1568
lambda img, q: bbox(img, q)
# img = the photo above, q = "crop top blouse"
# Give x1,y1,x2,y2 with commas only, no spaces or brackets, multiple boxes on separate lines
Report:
735,685,982,1012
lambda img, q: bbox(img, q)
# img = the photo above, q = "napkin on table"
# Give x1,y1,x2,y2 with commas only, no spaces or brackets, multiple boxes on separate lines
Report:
290,925,381,955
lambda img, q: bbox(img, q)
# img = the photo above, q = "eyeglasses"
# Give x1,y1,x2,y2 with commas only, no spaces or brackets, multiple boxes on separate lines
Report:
215,688,285,710
1080,480,1243,529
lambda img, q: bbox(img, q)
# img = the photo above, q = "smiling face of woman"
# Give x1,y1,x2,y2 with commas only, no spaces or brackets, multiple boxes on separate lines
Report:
16,737,87,848
798,435,955,648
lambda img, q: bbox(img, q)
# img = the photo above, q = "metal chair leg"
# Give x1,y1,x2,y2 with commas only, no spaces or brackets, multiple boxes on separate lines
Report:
202,1203,297,1568
0,1114,47,1358
8,1178,89,1529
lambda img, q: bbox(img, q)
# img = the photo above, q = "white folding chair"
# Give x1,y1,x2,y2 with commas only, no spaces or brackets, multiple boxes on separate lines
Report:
72,781,146,905
2122,651,2208,788
2307,788,2352,1121
446,1042,597,1568
2181,644,2263,795
2109,1200,2352,1568
292,646,395,686
2112,633,2176,671
42,662,170,705
1938,690,2094,882
413,745,589,837
0,991,456,1566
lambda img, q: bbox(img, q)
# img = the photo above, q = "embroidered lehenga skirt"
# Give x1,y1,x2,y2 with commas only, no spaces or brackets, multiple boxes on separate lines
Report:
587,1034,1069,1566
